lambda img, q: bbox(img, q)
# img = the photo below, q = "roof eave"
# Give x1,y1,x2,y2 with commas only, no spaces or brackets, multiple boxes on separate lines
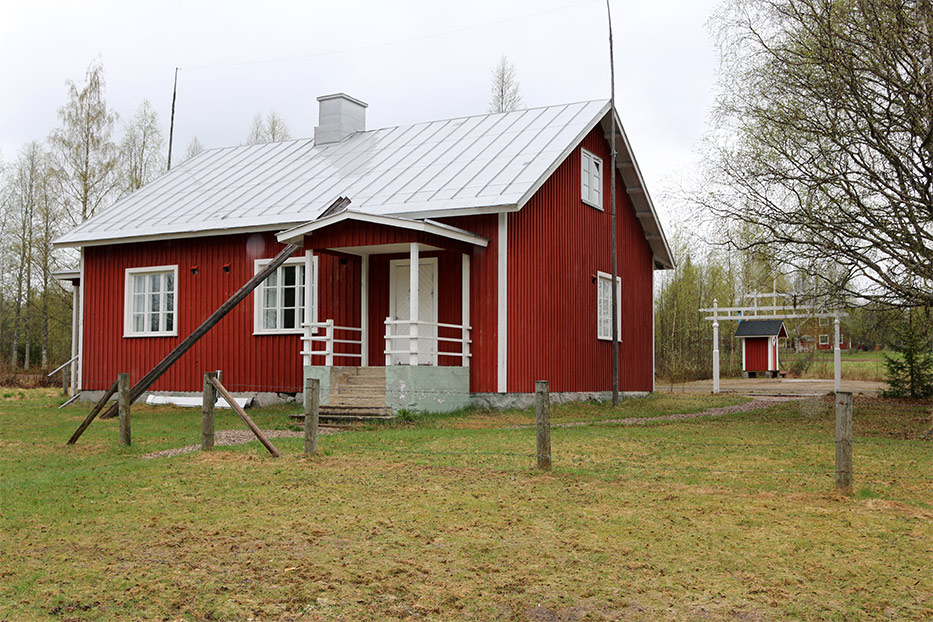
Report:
277,210,489,247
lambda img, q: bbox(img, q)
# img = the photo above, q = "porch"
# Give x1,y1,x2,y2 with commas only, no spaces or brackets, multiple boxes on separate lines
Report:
276,210,487,414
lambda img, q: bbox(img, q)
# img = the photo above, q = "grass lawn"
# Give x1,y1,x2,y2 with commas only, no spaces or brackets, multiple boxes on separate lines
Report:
782,349,893,382
1,390,930,621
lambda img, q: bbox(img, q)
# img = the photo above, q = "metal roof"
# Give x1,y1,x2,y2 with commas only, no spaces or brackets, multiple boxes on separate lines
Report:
735,320,788,338
54,99,673,268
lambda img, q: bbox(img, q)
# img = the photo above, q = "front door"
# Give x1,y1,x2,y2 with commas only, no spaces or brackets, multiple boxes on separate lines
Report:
389,258,438,365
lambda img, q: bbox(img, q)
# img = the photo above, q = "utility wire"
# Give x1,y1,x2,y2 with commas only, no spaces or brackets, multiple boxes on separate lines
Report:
180,0,598,72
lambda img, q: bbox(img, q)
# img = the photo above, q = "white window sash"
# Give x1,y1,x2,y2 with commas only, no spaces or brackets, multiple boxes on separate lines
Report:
254,256,317,335
582,148,603,210
123,265,178,338
596,271,621,342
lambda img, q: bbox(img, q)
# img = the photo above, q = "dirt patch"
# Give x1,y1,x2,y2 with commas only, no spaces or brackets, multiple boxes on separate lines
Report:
141,428,341,459
512,396,802,429
661,378,885,396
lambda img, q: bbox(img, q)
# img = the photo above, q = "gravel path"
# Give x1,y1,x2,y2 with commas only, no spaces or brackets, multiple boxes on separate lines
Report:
539,396,804,429
142,428,340,459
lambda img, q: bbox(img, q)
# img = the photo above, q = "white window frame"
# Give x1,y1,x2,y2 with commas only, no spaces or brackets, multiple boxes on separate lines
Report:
596,271,621,342
253,256,317,335
581,148,603,210
819,333,830,345
124,265,178,338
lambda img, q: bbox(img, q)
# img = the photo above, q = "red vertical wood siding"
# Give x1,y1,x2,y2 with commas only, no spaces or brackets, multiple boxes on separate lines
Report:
503,126,655,393
440,215,499,393
82,233,308,393
744,337,769,372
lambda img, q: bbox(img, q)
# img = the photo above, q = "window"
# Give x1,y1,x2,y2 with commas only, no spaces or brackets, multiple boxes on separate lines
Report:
254,256,316,334
597,271,621,341
819,317,828,326
581,149,603,209
124,265,178,337
819,334,829,345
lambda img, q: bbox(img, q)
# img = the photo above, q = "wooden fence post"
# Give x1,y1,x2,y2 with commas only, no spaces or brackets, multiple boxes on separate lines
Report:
202,372,217,451
118,373,131,446
835,391,853,495
210,376,280,458
62,366,70,397
304,377,320,456
535,380,551,470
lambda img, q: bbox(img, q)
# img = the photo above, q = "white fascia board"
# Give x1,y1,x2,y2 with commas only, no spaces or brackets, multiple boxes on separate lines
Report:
606,109,675,270
277,210,489,247
53,222,300,249
389,203,521,220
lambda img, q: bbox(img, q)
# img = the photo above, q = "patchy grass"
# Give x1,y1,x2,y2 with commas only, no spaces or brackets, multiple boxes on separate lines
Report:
783,349,894,382
1,390,930,621
405,393,751,430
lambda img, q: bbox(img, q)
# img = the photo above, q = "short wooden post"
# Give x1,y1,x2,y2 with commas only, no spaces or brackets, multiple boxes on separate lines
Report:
535,380,551,470
118,373,131,446
304,377,320,456
210,376,281,457
202,372,217,450
62,365,70,397
835,391,853,495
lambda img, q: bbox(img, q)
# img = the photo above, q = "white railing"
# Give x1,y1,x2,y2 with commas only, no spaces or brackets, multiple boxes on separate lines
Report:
384,318,471,366
302,319,363,366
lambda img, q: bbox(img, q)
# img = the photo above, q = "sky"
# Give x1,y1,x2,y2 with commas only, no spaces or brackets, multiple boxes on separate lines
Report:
0,0,721,227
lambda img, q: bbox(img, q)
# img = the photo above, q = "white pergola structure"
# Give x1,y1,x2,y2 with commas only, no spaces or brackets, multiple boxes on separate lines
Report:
700,292,848,393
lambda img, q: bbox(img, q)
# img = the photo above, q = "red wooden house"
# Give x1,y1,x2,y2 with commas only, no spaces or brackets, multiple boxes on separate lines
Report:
736,320,788,378
55,94,673,412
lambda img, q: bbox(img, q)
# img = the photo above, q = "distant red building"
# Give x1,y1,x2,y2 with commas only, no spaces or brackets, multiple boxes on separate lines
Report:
736,320,788,378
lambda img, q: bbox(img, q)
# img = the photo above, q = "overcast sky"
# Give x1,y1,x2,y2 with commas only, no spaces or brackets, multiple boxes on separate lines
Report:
0,0,721,226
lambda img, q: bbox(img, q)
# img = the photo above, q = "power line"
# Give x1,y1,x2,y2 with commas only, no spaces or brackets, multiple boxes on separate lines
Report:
179,0,598,72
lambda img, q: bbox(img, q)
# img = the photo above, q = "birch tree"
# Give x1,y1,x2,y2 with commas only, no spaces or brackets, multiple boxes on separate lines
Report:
184,136,205,161
119,99,165,194
699,0,933,307
245,111,292,144
49,60,119,225
488,55,524,113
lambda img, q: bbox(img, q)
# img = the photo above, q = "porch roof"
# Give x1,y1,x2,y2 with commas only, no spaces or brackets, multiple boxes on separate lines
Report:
276,209,489,248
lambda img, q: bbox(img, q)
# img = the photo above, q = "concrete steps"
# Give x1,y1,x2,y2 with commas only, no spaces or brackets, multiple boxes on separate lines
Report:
322,366,391,421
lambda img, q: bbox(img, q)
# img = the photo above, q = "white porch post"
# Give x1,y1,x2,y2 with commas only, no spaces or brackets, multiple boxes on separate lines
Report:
361,254,369,367
409,243,419,365
303,250,314,367
712,298,720,394
834,314,841,392
462,253,470,367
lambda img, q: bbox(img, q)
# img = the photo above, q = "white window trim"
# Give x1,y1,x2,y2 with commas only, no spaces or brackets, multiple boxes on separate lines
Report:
123,264,178,338
819,333,830,345
596,271,621,342
581,148,604,210
253,256,317,336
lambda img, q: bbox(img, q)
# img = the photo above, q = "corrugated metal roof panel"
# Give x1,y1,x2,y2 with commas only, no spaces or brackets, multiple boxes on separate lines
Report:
54,99,673,268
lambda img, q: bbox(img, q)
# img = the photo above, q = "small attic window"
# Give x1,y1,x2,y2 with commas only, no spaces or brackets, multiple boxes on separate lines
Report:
581,149,603,210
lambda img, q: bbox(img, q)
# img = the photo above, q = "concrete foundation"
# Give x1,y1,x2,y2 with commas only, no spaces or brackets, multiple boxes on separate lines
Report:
472,391,650,410
78,390,297,407
385,366,471,413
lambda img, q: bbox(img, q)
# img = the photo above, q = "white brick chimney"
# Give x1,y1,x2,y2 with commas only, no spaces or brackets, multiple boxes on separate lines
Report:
314,93,368,145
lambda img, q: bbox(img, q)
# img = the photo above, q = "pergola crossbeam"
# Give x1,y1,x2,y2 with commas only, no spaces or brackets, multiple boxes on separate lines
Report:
701,295,848,394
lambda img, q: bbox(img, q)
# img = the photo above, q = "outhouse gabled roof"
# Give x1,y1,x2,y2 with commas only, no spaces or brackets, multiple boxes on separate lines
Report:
54,99,673,268
735,320,788,338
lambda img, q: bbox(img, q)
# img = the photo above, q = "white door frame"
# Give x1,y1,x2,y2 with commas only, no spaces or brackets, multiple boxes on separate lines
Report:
388,256,438,365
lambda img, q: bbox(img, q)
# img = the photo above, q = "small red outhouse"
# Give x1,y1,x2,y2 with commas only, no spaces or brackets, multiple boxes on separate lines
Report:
736,320,788,378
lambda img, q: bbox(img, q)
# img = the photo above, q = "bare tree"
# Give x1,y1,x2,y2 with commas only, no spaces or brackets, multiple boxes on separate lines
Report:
488,55,524,113
7,142,45,367
245,111,292,144
119,100,165,194
49,60,119,225
698,0,933,307
184,136,206,161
